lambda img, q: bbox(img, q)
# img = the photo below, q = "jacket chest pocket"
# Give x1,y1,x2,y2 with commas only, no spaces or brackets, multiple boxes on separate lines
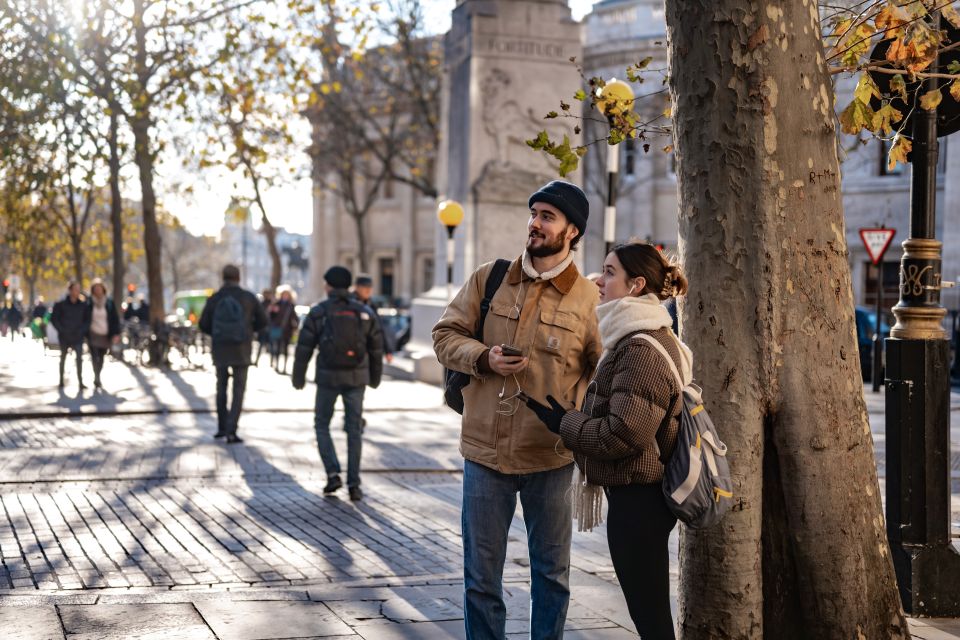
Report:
536,309,580,363
487,302,520,347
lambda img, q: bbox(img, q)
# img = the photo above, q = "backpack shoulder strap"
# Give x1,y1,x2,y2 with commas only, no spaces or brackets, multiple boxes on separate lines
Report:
634,332,683,390
475,259,511,340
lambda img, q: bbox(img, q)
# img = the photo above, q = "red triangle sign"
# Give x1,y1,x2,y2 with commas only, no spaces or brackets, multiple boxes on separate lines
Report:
859,228,896,265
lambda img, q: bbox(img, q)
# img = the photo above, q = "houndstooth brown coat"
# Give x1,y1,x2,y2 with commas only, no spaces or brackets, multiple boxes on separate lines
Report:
558,326,683,486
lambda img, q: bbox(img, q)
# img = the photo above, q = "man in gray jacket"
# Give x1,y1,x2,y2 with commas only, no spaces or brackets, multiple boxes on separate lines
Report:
199,265,267,444
293,266,383,501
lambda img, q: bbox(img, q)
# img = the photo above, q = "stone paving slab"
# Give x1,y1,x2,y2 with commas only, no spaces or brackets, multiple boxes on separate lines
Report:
59,602,216,639
194,600,354,639
0,604,64,639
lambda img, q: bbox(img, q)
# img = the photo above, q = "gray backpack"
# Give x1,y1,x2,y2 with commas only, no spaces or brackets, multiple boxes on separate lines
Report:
636,333,734,529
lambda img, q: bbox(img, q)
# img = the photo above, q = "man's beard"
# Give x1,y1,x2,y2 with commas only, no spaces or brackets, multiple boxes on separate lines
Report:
526,232,566,258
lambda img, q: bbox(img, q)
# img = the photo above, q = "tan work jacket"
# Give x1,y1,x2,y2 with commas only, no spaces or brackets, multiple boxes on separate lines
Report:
433,257,602,474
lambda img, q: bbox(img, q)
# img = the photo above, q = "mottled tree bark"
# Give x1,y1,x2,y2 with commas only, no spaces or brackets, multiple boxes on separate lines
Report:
666,0,908,637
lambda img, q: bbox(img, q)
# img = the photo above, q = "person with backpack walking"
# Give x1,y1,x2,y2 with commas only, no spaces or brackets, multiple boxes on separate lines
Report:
525,241,692,640
51,281,91,391
199,264,268,444
433,180,602,640
292,266,383,502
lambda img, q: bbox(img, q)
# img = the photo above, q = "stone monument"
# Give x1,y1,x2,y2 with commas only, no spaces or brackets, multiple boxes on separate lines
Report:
408,0,584,382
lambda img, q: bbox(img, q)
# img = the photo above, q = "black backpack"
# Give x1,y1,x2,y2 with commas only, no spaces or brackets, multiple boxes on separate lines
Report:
443,259,511,414
318,301,368,369
212,295,248,344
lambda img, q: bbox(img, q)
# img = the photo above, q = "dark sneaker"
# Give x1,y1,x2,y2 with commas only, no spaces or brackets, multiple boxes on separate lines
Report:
348,486,363,502
213,431,226,438
225,435,244,444
323,475,343,494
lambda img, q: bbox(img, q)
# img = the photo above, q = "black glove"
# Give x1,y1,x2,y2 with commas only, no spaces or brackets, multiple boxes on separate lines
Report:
292,377,305,390
525,395,566,434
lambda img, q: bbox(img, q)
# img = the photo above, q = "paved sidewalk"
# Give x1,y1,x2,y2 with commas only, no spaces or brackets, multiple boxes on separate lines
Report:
0,337,959,638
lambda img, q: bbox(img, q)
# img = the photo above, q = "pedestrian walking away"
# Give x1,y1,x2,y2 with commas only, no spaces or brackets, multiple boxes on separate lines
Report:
526,241,693,640
51,281,91,391
433,179,602,640
199,264,268,444
267,285,299,374
292,265,383,502
86,278,122,390
255,287,275,366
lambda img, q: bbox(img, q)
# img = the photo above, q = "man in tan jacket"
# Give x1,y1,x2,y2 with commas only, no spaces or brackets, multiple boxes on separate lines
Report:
433,180,601,639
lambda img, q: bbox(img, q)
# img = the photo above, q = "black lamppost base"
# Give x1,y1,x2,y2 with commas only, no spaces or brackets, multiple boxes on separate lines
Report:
886,337,960,615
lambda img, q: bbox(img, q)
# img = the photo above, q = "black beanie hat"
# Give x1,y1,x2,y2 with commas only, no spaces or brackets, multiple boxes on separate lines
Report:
528,180,589,240
324,266,352,290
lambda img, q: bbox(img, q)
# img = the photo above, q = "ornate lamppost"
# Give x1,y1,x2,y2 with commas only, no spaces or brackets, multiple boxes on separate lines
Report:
876,17,960,616
437,200,464,300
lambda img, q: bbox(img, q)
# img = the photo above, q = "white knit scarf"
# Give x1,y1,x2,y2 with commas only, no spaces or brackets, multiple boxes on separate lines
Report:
521,250,574,281
575,293,695,532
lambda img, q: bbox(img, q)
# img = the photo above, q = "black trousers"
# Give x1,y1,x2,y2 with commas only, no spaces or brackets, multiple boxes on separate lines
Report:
215,365,249,436
58,342,84,386
606,482,678,639
90,346,108,383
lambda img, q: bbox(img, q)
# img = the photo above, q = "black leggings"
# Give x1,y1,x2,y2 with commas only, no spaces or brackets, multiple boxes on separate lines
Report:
606,482,677,639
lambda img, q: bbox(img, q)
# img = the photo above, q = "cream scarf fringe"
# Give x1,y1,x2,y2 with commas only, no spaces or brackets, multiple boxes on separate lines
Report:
521,250,574,281
574,293,695,532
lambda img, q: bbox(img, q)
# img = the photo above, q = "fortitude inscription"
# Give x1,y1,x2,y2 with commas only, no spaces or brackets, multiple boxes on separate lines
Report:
476,37,565,60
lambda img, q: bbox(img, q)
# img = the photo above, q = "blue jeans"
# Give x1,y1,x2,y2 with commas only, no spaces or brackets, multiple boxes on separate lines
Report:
314,384,365,488
462,460,573,639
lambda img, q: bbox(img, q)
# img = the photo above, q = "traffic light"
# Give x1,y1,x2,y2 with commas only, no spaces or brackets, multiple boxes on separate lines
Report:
127,283,136,294
1,279,8,296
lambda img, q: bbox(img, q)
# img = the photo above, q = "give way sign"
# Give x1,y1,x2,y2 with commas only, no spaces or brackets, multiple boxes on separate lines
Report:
859,228,896,265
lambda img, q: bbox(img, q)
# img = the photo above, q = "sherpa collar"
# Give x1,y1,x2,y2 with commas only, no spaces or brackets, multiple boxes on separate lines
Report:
507,251,579,294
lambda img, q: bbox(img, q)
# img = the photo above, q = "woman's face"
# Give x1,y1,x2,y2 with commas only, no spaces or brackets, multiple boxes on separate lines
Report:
91,284,106,299
596,252,643,304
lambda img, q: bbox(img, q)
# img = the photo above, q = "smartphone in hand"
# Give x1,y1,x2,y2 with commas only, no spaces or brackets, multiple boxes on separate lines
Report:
500,344,523,358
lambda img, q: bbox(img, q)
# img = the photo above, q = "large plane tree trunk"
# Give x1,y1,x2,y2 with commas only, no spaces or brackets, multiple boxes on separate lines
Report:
666,0,908,637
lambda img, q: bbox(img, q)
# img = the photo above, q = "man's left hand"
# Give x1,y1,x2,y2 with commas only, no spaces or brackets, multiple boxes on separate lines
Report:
525,395,567,434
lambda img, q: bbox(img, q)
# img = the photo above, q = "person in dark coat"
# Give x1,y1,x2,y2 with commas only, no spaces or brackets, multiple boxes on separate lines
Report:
5,301,23,341
267,286,299,374
292,266,383,501
51,282,91,390
86,279,122,390
254,288,274,366
31,297,47,320
199,264,267,444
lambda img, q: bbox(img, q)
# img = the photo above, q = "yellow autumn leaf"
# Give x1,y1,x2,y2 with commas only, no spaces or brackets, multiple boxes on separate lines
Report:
662,105,672,118
872,103,903,135
854,73,880,104
919,88,942,111
839,98,875,134
951,79,960,102
888,134,912,171
890,74,907,102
